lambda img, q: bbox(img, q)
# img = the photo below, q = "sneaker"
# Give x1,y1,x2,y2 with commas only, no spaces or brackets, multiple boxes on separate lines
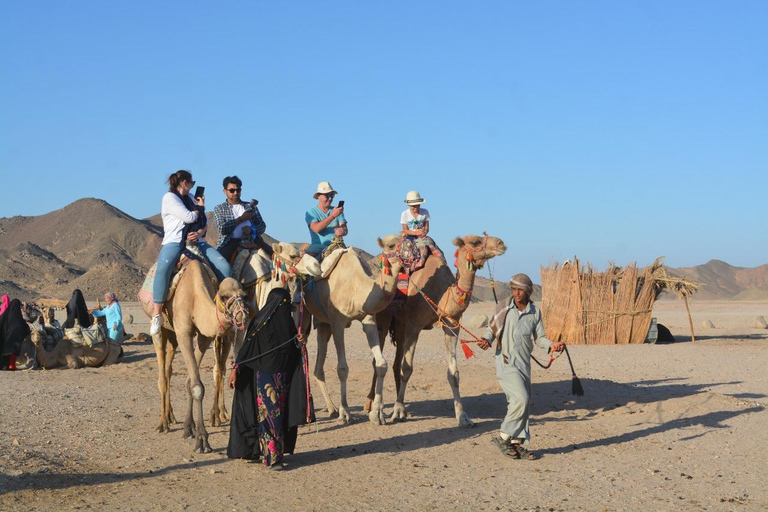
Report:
150,315,163,336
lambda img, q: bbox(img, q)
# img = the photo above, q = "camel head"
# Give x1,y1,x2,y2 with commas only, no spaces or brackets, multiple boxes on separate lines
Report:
452,233,507,271
377,234,404,275
271,242,322,280
216,277,249,331
29,324,45,347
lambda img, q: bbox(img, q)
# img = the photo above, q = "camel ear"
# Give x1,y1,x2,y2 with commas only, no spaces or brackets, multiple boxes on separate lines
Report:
272,242,282,254
453,237,465,248
377,237,384,249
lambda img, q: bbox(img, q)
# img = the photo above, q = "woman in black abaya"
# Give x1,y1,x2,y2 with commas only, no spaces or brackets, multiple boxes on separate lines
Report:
63,289,92,329
0,299,31,370
227,288,314,469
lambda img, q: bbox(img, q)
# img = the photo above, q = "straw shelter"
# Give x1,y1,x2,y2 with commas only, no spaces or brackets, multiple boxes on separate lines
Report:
540,257,700,345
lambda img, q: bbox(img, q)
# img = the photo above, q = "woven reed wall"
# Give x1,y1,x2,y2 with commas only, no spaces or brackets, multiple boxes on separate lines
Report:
540,258,661,345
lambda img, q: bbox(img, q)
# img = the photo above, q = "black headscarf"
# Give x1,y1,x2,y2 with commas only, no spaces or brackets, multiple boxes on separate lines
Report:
0,299,31,357
64,289,91,329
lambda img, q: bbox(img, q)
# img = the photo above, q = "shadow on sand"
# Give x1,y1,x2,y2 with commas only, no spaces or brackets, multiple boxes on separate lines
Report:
4,375,764,492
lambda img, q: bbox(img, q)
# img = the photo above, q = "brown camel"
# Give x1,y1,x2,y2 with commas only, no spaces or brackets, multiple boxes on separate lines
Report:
208,242,321,427
367,233,507,427
301,235,402,425
140,261,248,453
28,322,123,369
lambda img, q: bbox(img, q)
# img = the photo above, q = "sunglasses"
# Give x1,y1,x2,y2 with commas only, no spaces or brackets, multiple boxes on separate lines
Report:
227,188,241,193
189,180,196,186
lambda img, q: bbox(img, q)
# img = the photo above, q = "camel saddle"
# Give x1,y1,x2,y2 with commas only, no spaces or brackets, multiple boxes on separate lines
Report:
318,247,349,280
138,245,218,317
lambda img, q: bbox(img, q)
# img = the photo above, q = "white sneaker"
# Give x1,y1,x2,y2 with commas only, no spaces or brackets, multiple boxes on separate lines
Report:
150,315,163,336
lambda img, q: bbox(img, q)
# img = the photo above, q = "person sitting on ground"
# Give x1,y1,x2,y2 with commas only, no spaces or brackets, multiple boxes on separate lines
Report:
399,191,443,273
305,181,347,260
91,292,124,343
478,273,565,461
212,175,271,263
149,170,231,336
63,289,92,329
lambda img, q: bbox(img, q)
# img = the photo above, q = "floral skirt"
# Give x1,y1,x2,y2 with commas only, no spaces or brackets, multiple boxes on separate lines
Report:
256,371,288,467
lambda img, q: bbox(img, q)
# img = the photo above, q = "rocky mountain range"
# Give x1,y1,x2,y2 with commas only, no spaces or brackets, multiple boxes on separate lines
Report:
1,198,765,303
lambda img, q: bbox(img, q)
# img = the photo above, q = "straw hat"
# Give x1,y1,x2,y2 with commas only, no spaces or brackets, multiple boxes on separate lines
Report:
404,191,426,205
313,181,338,199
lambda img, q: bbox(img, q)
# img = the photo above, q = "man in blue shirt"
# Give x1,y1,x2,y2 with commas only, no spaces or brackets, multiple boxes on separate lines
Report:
305,181,347,258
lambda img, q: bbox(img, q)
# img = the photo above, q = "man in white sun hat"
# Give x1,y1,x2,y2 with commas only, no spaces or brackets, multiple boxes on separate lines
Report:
305,181,347,259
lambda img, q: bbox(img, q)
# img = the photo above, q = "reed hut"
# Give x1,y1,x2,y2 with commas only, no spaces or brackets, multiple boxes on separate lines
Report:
540,257,699,345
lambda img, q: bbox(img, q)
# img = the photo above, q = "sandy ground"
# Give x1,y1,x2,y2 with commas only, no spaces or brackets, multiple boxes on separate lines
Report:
1,299,767,511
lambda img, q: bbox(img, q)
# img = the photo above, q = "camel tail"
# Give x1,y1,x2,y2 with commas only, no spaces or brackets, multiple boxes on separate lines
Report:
388,316,398,346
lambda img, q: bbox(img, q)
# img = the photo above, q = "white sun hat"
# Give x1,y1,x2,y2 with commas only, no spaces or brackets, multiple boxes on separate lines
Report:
313,181,338,199
404,190,426,205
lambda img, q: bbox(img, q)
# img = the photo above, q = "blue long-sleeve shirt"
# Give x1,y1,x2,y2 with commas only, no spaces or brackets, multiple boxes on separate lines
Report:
92,302,123,342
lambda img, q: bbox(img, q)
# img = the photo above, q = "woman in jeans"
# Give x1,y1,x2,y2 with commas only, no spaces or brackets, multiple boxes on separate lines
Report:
150,170,231,335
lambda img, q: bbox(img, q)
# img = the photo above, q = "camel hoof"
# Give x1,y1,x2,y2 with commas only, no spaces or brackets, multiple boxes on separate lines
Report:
362,398,373,413
194,440,212,453
390,403,407,422
368,409,386,426
339,408,352,424
327,409,340,419
457,413,475,428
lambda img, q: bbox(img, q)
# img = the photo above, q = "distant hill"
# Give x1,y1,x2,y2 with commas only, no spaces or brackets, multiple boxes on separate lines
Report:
1,199,765,302
665,260,768,300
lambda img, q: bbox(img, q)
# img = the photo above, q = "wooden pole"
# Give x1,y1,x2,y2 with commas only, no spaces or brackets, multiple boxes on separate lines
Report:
683,295,695,343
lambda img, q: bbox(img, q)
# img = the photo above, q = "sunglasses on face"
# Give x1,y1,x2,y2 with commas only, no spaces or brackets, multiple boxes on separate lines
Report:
189,180,196,187
227,188,241,193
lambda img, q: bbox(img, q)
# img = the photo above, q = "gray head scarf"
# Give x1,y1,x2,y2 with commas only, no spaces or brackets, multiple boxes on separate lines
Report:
510,273,533,296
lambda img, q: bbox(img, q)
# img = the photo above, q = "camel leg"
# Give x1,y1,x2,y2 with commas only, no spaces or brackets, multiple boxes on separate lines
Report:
364,313,391,413
164,334,177,425
443,327,473,427
183,377,196,439
362,315,387,425
210,333,231,427
330,321,351,423
177,334,211,453
390,325,418,422
312,322,339,419
152,332,172,433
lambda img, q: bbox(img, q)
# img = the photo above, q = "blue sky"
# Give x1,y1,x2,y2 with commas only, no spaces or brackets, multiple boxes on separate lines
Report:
2,1,766,281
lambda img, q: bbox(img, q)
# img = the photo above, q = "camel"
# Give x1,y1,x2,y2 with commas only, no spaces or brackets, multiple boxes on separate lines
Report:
140,261,248,453
26,313,123,369
208,241,321,427
366,233,507,427
301,235,403,425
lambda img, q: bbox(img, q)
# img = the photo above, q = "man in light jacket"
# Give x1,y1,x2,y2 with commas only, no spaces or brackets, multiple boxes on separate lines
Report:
479,273,564,460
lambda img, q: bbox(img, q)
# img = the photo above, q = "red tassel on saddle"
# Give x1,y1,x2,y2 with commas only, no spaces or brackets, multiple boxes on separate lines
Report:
461,343,474,359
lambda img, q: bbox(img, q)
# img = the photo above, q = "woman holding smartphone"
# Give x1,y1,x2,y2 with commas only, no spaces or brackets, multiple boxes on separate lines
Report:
149,170,231,336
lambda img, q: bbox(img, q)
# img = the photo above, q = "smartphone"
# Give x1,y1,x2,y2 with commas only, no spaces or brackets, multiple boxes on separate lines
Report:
194,186,205,198
337,200,345,208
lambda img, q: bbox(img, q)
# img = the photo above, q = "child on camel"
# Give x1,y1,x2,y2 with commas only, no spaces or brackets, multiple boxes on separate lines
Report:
400,191,442,273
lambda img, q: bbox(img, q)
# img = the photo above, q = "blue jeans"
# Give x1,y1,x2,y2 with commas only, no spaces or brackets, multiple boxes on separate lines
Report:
153,242,231,303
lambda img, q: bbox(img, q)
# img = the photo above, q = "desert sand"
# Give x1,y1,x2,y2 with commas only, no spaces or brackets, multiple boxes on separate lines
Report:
1,299,767,511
